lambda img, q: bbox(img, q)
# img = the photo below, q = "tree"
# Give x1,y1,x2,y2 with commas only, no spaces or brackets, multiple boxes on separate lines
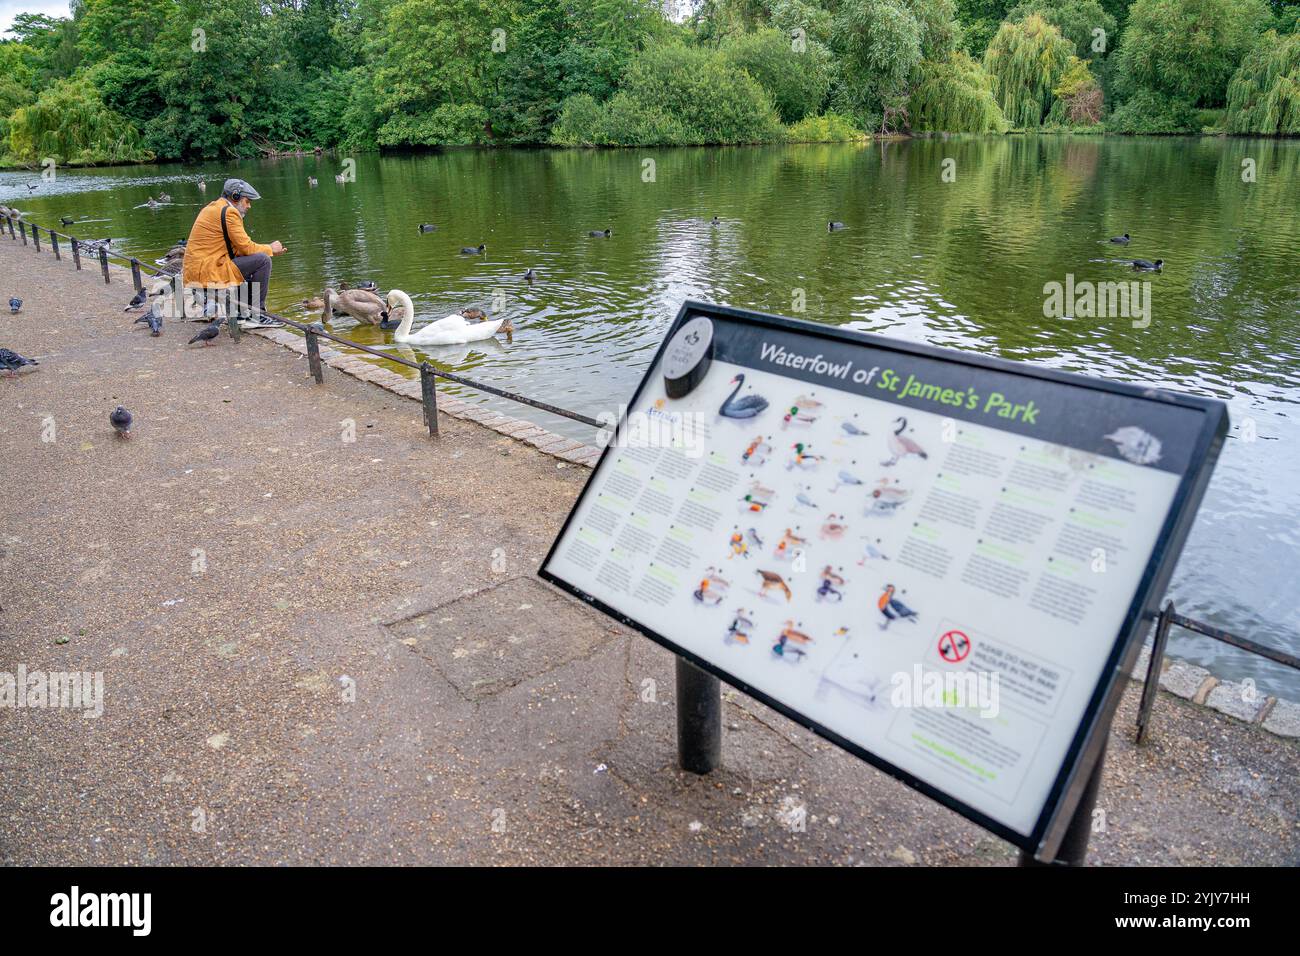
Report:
7,76,149,164
910,51,1009,130
1226,29,1300,133
830,0,925,125
1006,0,1118,58
722,27,830,122
1114,0,1272,106
983,14,1075,126
550,43,784,145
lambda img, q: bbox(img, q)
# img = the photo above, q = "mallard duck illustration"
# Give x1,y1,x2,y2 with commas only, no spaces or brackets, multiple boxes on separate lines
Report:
787,442,821,471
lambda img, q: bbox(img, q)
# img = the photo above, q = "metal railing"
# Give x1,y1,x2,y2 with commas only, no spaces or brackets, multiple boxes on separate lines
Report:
3,214,604,436
8,212,1298,742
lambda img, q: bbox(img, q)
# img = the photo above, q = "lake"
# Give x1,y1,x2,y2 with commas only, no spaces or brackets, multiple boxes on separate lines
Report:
2,137,1297,698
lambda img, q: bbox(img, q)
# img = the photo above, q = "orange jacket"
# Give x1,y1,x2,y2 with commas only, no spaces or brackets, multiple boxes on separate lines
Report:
182,198,274,287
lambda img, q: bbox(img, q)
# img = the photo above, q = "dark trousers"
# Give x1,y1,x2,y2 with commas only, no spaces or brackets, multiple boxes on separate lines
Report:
232,253,272,314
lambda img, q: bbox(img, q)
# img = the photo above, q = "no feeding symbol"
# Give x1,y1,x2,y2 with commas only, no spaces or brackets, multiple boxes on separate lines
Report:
938,630,971,663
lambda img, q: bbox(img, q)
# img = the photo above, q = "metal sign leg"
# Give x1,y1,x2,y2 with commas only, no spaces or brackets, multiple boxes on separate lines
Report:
676,657,721,774
1019,739,1108,867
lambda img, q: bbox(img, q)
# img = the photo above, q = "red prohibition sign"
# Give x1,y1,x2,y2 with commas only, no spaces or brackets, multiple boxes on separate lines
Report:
938,630,971,663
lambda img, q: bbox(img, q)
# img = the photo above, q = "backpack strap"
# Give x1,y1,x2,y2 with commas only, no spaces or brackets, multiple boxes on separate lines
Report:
220,202,236,260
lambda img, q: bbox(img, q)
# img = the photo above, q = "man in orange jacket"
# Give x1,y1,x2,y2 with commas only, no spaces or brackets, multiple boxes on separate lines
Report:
182,178,286,323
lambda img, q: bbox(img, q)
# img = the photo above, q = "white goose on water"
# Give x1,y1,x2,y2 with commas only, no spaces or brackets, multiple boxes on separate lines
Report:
387,290,512,346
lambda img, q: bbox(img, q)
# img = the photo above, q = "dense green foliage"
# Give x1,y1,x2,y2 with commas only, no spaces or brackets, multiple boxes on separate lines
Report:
984,15,1075,127
0,0,1294,162
1226,29,1300,132
910,52,1010,130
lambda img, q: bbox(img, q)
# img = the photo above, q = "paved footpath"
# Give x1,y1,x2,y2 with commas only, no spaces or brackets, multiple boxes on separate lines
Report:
1,236,1296,865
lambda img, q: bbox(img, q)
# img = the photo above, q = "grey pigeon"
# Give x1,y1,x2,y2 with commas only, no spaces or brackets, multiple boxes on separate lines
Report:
0,347,38,373
110,405,132,438
188,321,220,346
9,297,21,314
133,301,163,336
125,287,148,310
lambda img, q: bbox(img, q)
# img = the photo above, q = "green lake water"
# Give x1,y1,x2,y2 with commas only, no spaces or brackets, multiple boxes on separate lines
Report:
3,137,1297,697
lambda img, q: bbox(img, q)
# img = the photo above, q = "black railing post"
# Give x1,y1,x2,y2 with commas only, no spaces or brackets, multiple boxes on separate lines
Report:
99,247,110,284
1136,602,1175,744
50,232,60,260
306,324,324,383
71,238,81,270
676,656,721,774
32,225,40,252
19,222,27,246
130,258,143,291
419,362,440,436
6,217,14,239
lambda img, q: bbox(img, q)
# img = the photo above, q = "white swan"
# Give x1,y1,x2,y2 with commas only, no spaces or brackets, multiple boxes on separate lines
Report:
388,290,513,345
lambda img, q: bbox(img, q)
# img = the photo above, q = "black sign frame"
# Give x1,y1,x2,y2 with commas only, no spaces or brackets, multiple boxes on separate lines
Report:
539,300,1229,859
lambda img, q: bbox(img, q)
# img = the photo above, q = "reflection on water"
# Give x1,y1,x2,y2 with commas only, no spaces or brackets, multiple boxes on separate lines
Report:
4,138,1298,695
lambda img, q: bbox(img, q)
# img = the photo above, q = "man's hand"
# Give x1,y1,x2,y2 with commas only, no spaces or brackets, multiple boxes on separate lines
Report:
270,240,286,255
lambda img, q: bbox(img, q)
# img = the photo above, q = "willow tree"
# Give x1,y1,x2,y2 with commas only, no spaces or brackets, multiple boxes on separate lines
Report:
909,52,1009,131
983,14,1074,127
1225,30,1300,134
1114,0,1271,107
7,77,149,164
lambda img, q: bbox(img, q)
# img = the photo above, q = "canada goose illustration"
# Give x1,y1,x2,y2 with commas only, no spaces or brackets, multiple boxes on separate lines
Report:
883,417,927,466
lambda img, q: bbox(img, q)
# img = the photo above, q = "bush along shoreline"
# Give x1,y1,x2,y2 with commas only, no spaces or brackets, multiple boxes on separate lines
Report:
1,0,1297,166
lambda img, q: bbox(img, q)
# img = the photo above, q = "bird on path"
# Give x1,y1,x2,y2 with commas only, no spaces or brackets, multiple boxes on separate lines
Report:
9,297,21,314
189,321,220,346
133,301,163,336
125,287,149,310
0,347,39,374
110,406,133,438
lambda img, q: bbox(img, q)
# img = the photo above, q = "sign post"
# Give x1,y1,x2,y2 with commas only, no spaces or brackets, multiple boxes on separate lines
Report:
541,301,1226,862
